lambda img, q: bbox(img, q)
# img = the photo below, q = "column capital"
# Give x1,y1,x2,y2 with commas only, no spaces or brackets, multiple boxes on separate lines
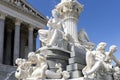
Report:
0,12,7,20
28,25,34,31
15,19,22,26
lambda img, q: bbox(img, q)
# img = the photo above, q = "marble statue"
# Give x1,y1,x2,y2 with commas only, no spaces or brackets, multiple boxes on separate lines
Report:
45,63,70,79
55,63,70,79
15,58,32,80
15,51,70,80
31,55,48,79
23,4,28,12
15,52,48,80
83,42,120,80
38,29,49,46
82,43,95,79
45,63,62,79
113,66,120,80
38,8,64,47
78,29,95,49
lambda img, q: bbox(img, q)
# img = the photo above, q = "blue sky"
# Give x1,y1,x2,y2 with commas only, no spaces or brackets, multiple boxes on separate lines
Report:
27,0,120,59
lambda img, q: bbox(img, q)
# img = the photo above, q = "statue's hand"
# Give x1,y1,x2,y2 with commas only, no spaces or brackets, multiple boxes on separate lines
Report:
109,45,117,56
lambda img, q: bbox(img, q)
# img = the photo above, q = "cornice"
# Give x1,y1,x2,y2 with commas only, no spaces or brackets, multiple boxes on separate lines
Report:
0,0,48,25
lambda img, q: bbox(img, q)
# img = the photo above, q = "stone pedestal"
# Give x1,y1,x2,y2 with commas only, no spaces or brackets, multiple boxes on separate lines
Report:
67,46,86,78
46,48,70,71
37,47,70,71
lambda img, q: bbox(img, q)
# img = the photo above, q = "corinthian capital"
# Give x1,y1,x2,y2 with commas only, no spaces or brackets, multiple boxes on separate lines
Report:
15,19,22,25
0,12,7,20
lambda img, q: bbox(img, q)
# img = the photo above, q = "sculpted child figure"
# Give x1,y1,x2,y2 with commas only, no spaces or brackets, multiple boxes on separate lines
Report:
28,52,48,79
15,58,32,80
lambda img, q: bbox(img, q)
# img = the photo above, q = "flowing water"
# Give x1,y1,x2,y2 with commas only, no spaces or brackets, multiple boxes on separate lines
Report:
4,71,15,80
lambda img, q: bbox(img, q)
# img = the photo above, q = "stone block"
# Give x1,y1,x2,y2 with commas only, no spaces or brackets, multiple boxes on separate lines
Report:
70,46,86,57
69,57,86,65
67,63,85,71
69,70,83,78
26,78,84,80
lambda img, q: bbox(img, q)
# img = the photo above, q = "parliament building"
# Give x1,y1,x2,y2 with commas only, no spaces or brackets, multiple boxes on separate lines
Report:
0,0,47,79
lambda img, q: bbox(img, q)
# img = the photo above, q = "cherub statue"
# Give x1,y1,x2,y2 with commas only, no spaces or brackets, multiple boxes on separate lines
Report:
29,52,48,79
15,58,32,80
45,63,70,79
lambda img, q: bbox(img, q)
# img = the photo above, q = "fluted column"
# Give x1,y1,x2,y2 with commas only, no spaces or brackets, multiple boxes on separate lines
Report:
56,0,83,43
0,13,6,64
28,26,34,52
62,17,78,42
13,19,21,64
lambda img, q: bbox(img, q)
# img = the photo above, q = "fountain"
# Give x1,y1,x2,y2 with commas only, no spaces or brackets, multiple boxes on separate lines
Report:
15,0,120,80
4,71,15,80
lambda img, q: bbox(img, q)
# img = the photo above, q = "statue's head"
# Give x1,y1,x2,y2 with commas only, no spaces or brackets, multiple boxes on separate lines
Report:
61,0,76,3
114,66,120,72
37,54,46,62
15,58,26,66
28,52,37,63
52,9,58,18
96,42,107,51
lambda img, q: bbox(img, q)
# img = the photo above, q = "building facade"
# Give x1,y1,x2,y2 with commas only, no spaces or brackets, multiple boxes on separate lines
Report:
0,0,48,66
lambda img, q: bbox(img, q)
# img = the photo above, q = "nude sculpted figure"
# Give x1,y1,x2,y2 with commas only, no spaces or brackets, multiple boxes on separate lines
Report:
83,42,118,80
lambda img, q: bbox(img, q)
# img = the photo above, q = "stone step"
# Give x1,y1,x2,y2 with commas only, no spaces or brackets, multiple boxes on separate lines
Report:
26,77,84,80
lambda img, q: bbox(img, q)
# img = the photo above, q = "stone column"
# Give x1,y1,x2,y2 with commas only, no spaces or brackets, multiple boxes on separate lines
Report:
56,0,83,43
20,33,26,58
28,26,34,52
13,19,21,64
0,13,6,64
62,17,78,42
33,38,36,51
4,28,12,65
33,32,37,51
